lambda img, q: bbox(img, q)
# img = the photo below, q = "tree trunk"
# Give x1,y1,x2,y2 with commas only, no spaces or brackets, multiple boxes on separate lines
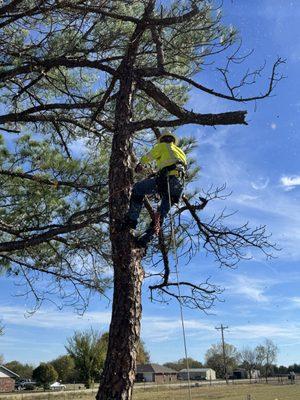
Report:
96,9,154,398
96,98,145,398
97,244,144,400
97,41,145,399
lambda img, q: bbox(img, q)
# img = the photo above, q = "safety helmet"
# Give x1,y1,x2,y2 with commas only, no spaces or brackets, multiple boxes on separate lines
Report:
158,132,178,145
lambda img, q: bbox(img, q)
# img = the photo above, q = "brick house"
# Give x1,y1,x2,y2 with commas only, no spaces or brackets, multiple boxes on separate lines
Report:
136,363,177,383
0,365,19,392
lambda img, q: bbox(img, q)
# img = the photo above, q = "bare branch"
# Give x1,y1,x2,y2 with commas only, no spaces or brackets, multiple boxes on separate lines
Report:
162,58,285,102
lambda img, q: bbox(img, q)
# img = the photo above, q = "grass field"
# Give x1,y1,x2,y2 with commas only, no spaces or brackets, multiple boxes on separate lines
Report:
133,383,300,400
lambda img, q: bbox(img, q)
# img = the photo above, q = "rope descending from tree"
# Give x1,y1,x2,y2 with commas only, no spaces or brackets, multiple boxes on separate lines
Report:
166,176,192,400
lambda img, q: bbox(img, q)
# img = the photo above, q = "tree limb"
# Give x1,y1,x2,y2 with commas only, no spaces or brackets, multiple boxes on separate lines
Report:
134,77,247,126
0,209,108,253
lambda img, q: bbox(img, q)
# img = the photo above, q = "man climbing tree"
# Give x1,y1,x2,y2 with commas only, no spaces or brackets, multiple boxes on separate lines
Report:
123,131,186,245
0,1,283,399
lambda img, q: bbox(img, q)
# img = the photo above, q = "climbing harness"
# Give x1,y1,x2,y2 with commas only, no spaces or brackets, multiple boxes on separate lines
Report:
156,161,186,198
166,175,192,400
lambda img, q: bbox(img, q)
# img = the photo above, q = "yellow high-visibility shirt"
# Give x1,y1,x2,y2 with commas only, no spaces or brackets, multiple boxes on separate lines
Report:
140,142,187,175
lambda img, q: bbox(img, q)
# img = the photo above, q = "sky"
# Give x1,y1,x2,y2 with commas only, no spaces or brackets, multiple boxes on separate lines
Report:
1,0,300,368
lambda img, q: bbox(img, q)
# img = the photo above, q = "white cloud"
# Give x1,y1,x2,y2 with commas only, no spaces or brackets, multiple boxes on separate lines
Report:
251,177,269,190
283,297,300,310
142,316,214,342
0,306,111,329
234,194,258,203
231,322,300,340
291,297,300,305
280,175,300,190
194,133,300,260
0,305,218,344
195,126,231,150
226,275,271,302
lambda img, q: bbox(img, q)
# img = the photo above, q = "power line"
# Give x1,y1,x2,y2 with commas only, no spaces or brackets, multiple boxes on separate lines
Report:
215,324,229,384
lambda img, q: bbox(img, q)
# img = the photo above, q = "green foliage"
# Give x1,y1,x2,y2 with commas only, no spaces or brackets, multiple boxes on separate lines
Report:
66,328,106,388
0,131,111,306
278,363,300,374
136,340,151,364
32,363,58,389
0,0,245,312
49,355,78,383
164,358,203,371
205,343,240,378
65,330,150,385
4,361,34,379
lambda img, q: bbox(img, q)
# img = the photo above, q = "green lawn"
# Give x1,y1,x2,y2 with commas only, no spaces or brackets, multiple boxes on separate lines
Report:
134,383,300,400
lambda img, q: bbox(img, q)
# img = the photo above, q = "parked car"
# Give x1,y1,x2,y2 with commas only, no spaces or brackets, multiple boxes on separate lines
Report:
50,381,66,391
15,379,37,391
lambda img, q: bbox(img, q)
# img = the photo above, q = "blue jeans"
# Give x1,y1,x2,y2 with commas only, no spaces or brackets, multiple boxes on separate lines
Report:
128,175,183,226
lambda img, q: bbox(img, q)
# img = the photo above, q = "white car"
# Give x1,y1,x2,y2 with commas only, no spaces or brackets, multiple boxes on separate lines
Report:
50,382,66,390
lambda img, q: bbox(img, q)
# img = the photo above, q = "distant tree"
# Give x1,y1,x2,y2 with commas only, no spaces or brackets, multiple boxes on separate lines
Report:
255,339,278,382
4,361,34,379
288,363,300,373
49,355,78,383
32,363,58,389
205,343,240,379
136,340,150,364
240,347,257,381
274,365,288,374
164,358,203,371
66,328,106,388
0,321,3,336
66,329,150,387
99,332,150,364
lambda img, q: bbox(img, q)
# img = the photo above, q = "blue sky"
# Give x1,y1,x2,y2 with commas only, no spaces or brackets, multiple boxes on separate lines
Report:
1,0,300,368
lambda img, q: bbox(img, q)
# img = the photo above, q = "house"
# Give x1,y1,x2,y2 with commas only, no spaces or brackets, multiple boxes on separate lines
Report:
136,364,177,383
0,365,19,392
250,369,260,379
179,368,216,381
232,368,248,379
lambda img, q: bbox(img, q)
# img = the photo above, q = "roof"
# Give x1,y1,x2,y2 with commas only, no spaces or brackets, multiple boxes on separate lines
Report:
137,364,177,374
0,365,20,378
179,368,214,373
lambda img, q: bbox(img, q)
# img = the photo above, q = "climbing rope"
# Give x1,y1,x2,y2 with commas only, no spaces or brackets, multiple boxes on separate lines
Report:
166,176,192,400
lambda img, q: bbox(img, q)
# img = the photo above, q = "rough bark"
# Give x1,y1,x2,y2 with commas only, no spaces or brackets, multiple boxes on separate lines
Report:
96,17,149,400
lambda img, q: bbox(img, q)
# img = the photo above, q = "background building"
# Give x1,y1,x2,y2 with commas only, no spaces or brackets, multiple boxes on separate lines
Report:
179,368,216,381
136,364,177,383
232,369,248,379
0,365,19,392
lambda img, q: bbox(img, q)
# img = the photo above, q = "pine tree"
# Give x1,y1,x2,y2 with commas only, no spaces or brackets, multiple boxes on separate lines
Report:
0,1,282,399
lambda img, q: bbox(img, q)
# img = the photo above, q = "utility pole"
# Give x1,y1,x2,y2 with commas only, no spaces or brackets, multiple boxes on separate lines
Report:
215,324,229,384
